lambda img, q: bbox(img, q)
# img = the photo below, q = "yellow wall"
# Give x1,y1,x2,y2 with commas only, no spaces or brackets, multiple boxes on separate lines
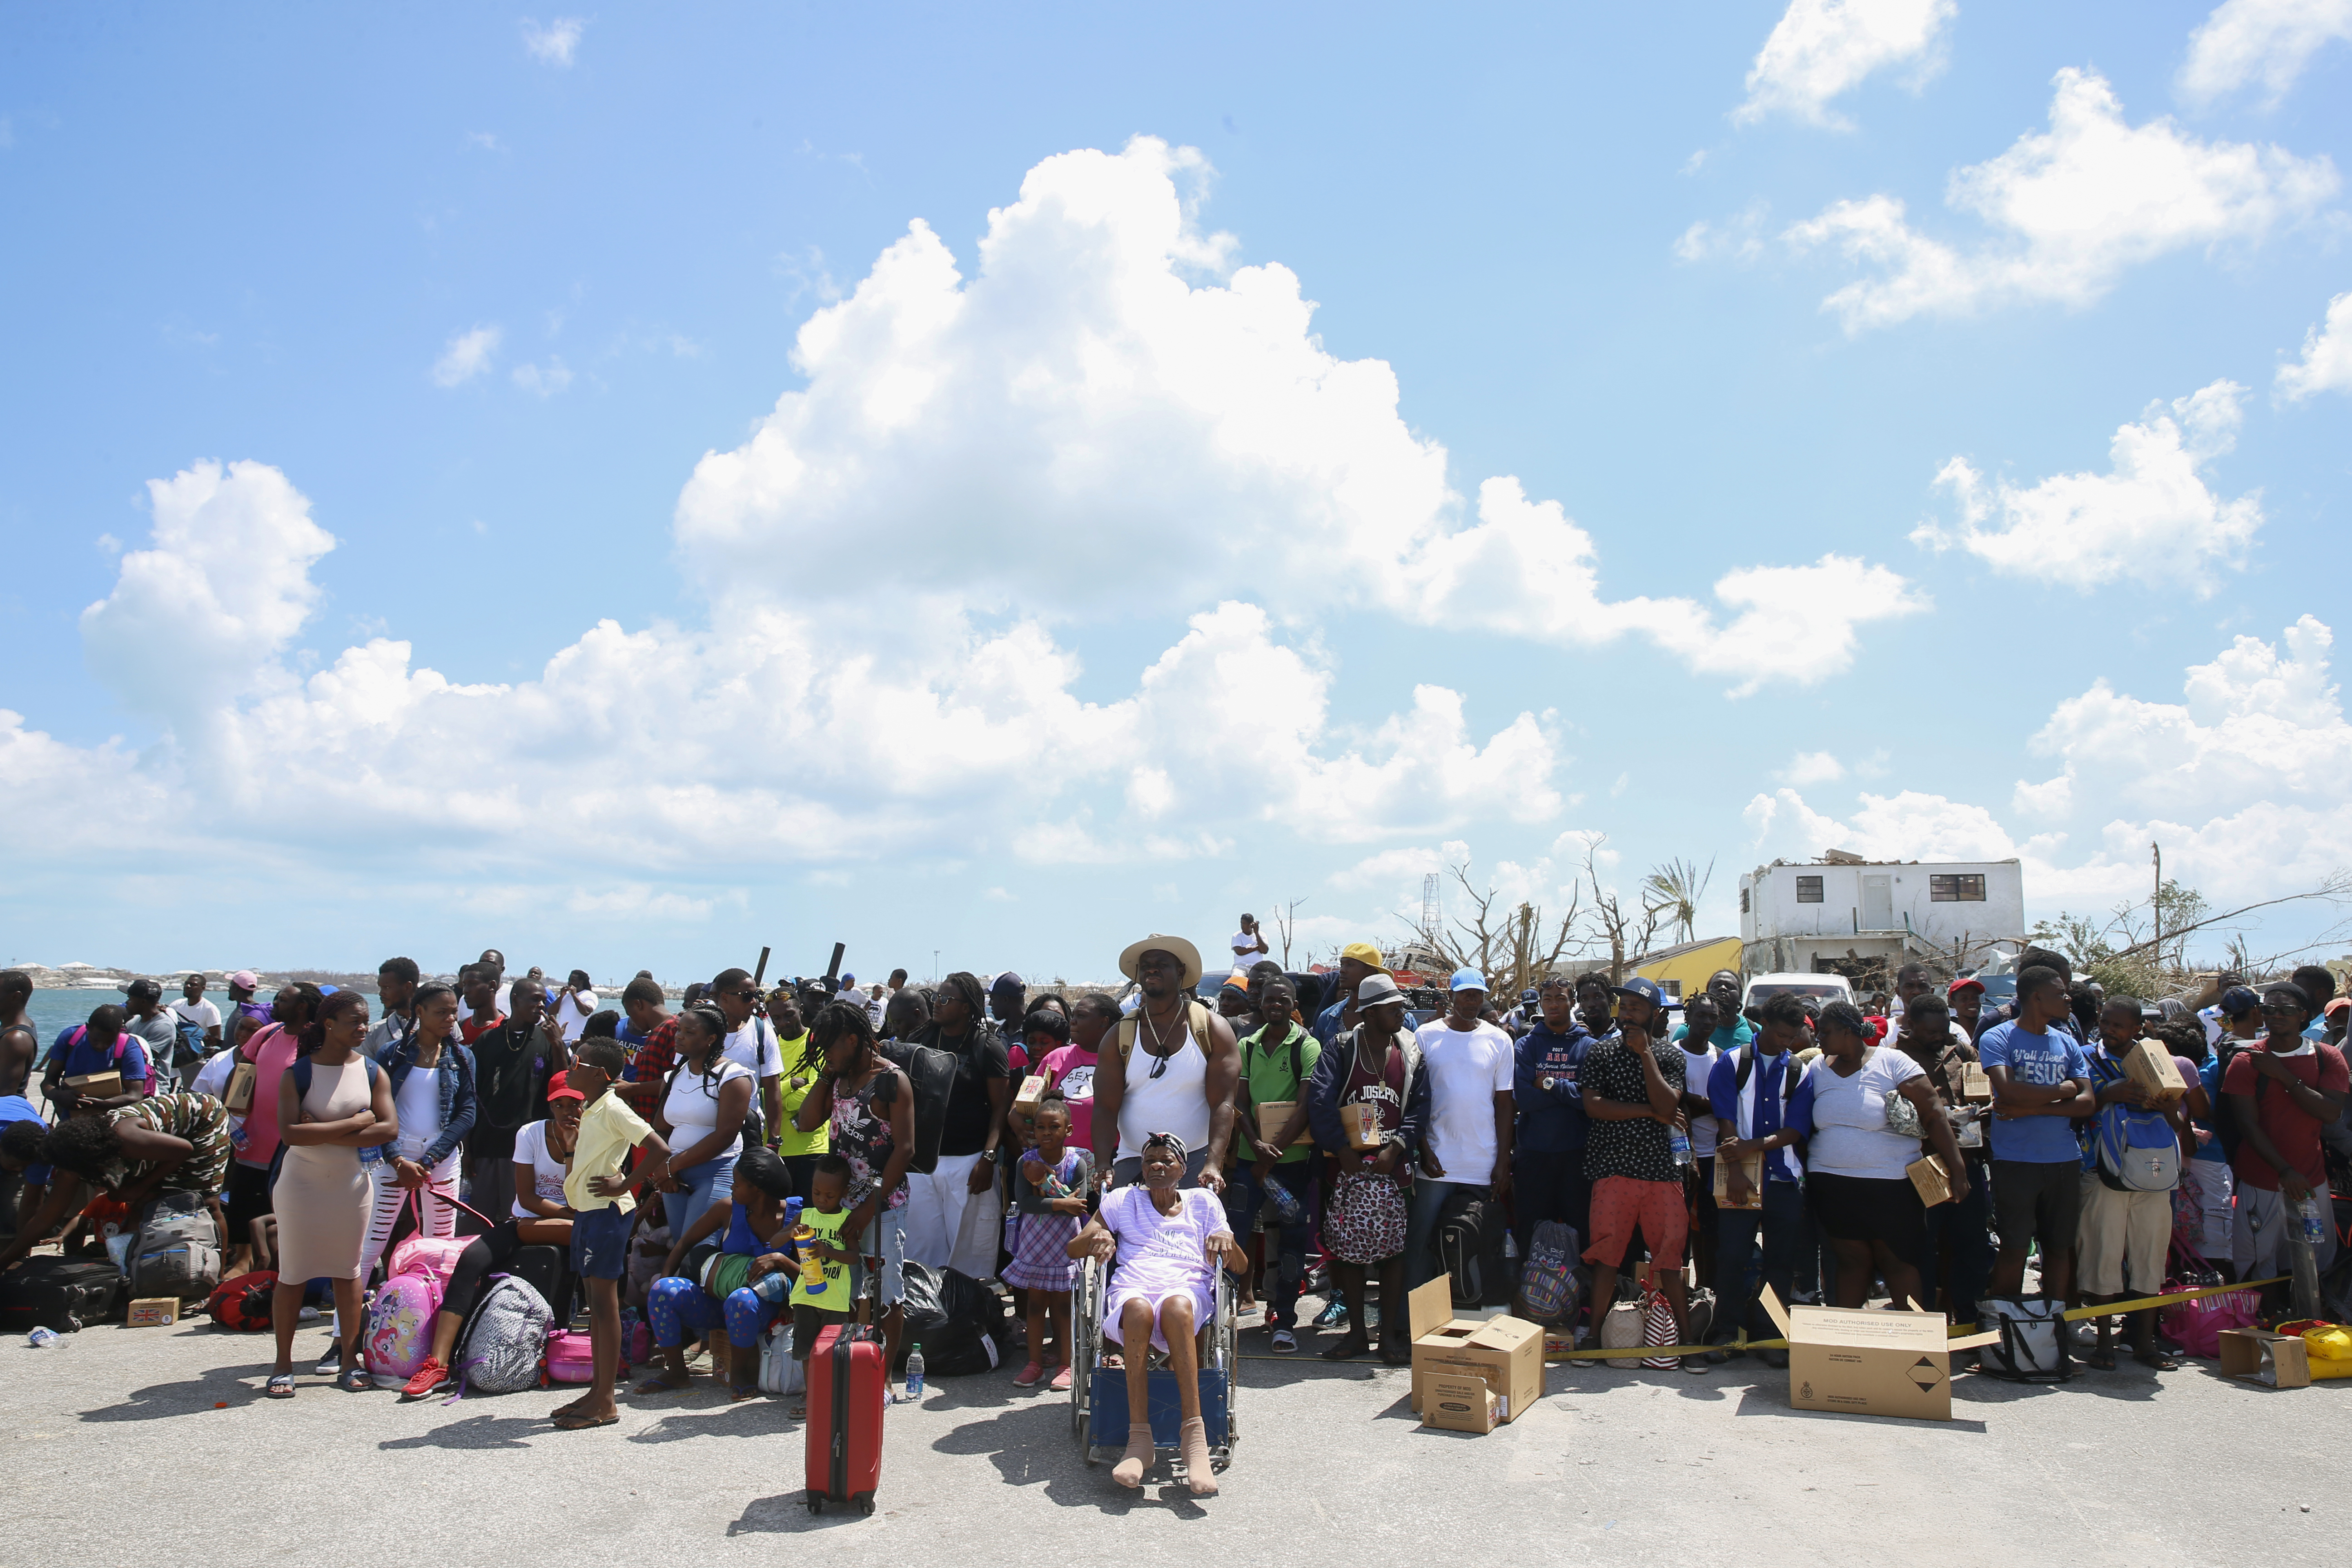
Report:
1629,937,1744,1000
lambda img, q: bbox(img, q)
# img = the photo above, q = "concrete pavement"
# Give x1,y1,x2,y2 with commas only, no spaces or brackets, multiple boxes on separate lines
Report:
4,1304,2339,1566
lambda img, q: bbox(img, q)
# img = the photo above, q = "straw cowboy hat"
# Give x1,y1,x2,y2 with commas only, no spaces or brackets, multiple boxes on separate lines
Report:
1118,934,1205,990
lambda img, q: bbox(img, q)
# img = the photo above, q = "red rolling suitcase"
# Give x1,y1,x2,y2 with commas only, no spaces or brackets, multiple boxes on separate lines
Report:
805,1321,884,1514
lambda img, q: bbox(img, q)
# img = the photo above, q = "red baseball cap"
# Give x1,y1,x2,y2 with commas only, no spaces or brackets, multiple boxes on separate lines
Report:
1948,977,1985,997
545,1070,585,1103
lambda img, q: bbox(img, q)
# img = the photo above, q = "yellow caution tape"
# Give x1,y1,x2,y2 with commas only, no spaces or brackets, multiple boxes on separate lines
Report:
1539,1275,2288,1363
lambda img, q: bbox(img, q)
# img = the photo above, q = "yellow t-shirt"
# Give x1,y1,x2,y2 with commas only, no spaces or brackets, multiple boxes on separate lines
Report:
565,1091,653,1214
775,1033,830,1157
790,1205,854,1308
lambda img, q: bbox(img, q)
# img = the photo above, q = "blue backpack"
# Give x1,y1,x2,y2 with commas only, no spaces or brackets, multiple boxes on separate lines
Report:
2088,1052,2181,1193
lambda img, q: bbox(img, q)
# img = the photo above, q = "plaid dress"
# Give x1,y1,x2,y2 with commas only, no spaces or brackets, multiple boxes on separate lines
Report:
1001,1148,1088,1292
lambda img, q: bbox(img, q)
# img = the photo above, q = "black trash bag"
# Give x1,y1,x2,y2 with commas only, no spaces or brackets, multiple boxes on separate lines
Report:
898,1259,949,1343
899,1265,1011,1376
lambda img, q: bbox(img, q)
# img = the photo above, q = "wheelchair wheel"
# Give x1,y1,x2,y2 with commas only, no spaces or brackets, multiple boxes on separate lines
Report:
1210,1265,1238,1469
1071,1253,1103,1453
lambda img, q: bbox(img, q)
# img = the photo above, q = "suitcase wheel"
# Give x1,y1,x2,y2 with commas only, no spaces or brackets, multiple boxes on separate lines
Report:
807,1494,822,1515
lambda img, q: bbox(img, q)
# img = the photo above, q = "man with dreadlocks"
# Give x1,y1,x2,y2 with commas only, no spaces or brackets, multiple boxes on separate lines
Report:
896,970,1012,1271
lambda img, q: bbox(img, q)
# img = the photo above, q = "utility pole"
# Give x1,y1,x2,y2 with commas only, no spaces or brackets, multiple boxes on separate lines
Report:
2151,842,2162,972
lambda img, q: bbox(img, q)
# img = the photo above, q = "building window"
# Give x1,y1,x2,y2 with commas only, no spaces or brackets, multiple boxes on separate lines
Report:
1795,876,1824,903
1739,888,1750,914
1930,873,1986,902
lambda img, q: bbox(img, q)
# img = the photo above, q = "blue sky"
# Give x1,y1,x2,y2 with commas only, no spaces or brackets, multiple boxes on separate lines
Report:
4,2,2350,985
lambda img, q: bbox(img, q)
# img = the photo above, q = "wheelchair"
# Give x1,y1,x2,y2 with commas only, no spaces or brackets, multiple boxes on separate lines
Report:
1069,1250,1238,1478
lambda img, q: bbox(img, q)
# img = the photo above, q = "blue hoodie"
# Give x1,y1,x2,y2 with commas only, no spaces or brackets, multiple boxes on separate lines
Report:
1514,1018,1593,1155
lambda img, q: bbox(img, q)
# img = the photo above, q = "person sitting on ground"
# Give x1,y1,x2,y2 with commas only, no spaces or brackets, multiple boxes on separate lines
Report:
1304,971,1426,1364
397,1077,588,1400
1980,966,2096,1305
1798,1000,1969,1313
0,1088,234,1274
640,1146,801,1401
1005,1092,1092,1390
2079,997,2191,1370
1071,1130,1245,1495
42,1003,153,1114
2224,983,2346,1304
1579,977,1696,1367
550,1038,671,1430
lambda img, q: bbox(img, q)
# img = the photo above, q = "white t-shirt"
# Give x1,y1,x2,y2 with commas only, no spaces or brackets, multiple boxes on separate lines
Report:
510,1118,571,1218
663,1058,755,1163
550,989,599,1044
1231,931,1268,961
721,1017,783,1080
170,998,222,1037
1412,1019,1515,1180
1681,1043,1722,1157
191,1047,239,1101
1803,1048,1928,1181
394,1060,444,1159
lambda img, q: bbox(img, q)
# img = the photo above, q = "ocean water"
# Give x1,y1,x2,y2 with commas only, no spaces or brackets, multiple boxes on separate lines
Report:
20,986,288,1047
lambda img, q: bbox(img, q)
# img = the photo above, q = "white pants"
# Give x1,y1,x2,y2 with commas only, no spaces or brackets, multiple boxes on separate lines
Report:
359,1144,460,1284
901,1152,984,1271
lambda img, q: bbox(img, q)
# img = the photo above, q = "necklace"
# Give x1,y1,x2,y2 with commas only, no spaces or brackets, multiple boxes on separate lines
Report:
1140,997,1182,1056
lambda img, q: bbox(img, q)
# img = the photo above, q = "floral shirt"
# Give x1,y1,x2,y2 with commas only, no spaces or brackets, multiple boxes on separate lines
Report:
833,1066,909,1212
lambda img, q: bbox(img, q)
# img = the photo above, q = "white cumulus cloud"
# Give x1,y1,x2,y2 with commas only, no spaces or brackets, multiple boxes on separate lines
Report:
1735,0,1955,129
431,325,501,387
2277,289,2352,399
1783,68,2339,331
521,17,584,67
2180,0,2352,106
1913,380,2262,591
512,357,573,397
1778,750,1846,786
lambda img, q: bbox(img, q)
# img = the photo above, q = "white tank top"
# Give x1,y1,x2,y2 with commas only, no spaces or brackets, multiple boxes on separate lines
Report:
1117,1006,1211,1161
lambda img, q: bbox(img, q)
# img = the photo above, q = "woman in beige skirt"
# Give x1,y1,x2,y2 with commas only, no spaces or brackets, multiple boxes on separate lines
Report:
265,989,398,1397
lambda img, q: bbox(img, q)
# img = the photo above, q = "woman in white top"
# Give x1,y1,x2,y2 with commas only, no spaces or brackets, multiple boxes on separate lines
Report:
509,1084,584,1242
1799,1001,1971,1310
651,1005,754,1239
358,982,477,1285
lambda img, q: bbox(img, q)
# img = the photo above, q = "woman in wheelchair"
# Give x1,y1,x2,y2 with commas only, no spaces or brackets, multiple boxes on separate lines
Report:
1070,1130,1244,1494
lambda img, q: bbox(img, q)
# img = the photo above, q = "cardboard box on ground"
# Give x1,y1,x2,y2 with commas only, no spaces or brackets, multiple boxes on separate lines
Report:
1760,1286,1996,1422
127,1298,181,1327
1421,1373,1502,1433
2219,1328,2311,1389
1409,1277,1544,1429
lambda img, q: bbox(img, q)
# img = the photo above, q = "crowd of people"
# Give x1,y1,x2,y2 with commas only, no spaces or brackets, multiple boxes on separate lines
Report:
0,926,2344,1447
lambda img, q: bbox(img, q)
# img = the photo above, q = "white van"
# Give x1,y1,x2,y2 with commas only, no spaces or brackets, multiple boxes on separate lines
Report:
1741,972,1856,1012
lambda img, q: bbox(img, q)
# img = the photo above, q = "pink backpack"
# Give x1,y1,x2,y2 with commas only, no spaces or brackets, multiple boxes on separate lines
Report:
542,1329,595,1385
385,1187,480,1288
363,1271,445,1385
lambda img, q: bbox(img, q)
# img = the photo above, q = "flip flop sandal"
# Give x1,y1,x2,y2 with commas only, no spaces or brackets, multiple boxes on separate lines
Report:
729,1380,762,1401
634,1372,693,1396
2136,1349,2180,1371
552,1411,619,1430
264,1374,296,1399
338,1366,375,1392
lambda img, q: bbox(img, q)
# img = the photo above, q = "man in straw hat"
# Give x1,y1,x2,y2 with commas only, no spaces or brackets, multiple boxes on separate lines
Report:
1093,935,1242,1193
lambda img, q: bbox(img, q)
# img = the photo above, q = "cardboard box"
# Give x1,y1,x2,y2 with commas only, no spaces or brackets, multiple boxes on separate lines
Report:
1420,1373,1501,1434
127,1298,181,1327
1906,1153,1952,1207
1760,1287,1996,1422
1341,1102,1383,1151
1253,1099,1312,1147
64,1070,123,1100
2219,1328,2311,1388
1012,1074,1046,1112
2120,1039,2188,1106
1958,1063,1992,1102
1712,1149,1763,1210
1407,1276,1544,1421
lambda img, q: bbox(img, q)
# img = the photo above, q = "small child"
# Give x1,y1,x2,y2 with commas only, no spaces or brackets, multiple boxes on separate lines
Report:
551,1038,672,1431
1003,1093,1091,1391
787,1152,858,1418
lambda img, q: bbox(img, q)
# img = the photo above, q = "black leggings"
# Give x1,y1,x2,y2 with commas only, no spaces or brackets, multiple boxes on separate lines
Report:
441,1221,526,1316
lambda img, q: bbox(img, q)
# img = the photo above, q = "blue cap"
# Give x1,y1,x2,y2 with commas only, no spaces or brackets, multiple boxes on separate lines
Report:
2220,985,2260,1017
1450,967,1488,993
1521,988,1539,1004
1613,976,1667,1010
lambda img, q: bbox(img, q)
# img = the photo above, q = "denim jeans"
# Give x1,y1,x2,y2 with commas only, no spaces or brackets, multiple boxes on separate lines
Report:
1713,1177,1806,1341
1404,1178,1488,1289
1225,1161,1318,1329
663,1150,738,1242
1919,1156,1993,1314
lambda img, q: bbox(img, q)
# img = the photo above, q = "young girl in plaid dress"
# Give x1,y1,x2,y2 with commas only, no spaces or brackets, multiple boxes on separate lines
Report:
1003,1093,1092,1390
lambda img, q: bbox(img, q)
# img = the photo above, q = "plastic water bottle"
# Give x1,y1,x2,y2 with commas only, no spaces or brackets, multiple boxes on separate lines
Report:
1670,1126,1693,1167
2296,1195,2327,1246
1264,1181,1304,1226
904,1348,925,1401
27,1327,59,1348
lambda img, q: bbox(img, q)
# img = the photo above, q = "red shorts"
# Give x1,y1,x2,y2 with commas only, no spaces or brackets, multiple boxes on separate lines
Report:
1582,1174,1689,1271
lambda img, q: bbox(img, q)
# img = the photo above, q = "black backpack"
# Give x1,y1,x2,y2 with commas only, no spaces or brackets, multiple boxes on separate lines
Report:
1438,1192,1512,1308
